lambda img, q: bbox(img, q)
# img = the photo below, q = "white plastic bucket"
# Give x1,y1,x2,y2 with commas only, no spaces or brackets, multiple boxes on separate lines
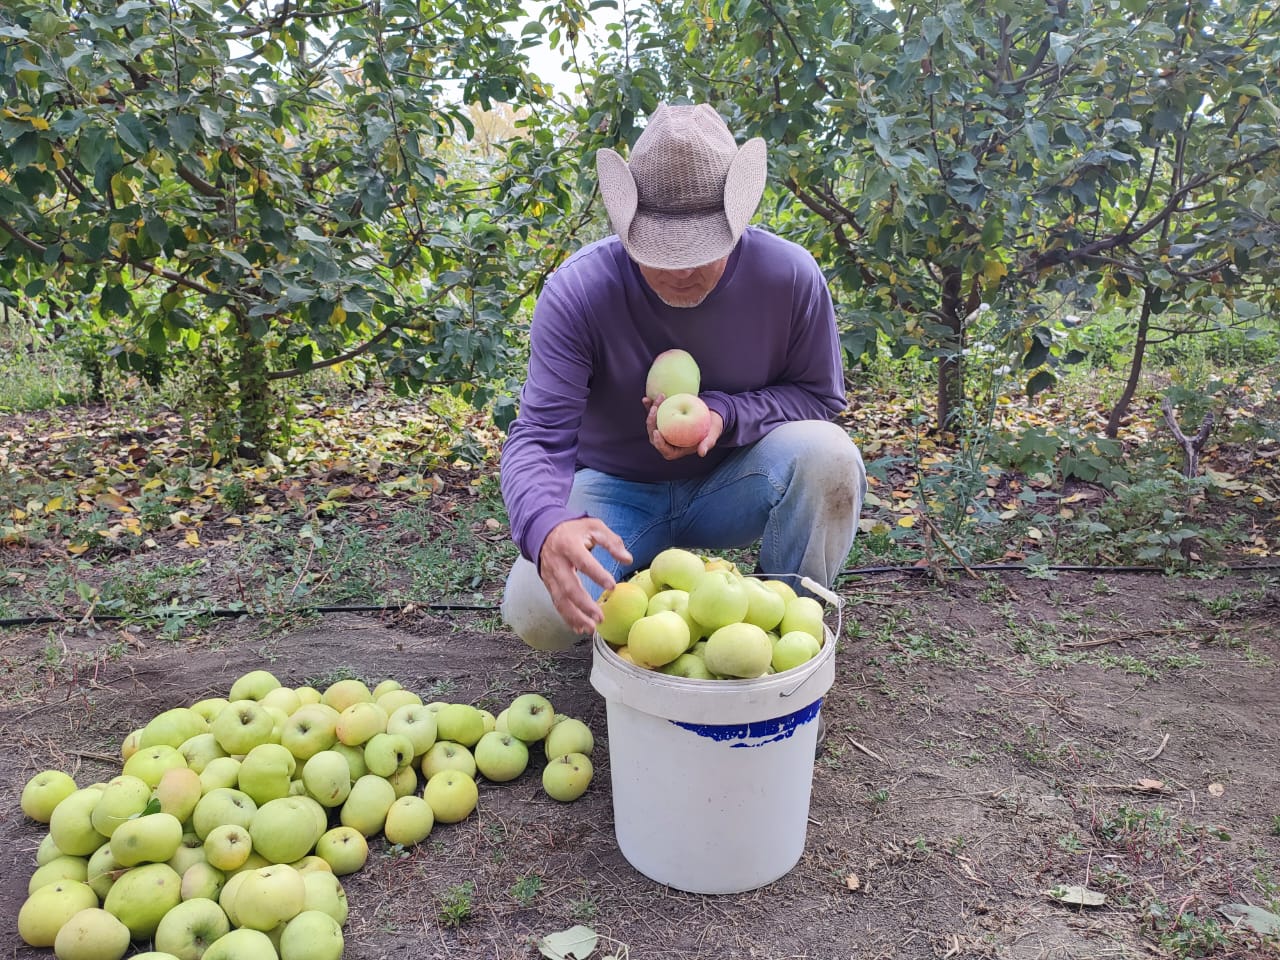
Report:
589,581,839,894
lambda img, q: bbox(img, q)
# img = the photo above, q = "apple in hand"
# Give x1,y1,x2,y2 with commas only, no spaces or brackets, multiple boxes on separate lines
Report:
655,393,712,448
20,769,77,823
645,347,700,402
473,731,529,781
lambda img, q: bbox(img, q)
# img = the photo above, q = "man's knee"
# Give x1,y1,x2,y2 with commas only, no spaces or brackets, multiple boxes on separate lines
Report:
500,556,584,652
771,420,866,493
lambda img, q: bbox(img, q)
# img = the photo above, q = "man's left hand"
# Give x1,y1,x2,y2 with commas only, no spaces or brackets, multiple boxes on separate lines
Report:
643,395,723,461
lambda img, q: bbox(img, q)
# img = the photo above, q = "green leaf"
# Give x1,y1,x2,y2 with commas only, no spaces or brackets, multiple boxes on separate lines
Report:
538,926,599,959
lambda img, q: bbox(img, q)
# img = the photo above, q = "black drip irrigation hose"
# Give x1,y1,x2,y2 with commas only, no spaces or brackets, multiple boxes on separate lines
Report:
2,562,1278,629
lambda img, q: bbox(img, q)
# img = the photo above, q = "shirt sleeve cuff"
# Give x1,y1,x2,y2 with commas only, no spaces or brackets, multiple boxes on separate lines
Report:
701,392,735,444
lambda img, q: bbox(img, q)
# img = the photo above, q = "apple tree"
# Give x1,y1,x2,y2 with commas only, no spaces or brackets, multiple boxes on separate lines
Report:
0,0,602,456
660,0,1280,431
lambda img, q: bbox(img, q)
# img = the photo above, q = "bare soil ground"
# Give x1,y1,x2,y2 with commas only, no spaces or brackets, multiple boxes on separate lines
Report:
3,569,1279,960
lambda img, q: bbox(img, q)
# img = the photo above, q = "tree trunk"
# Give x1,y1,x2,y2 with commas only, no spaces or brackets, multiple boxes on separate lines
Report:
234,310,273,459
936,265,965,431
1105,283,1155,438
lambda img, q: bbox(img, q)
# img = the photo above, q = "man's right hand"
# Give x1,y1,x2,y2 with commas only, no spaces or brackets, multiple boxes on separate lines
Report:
538,517,633,636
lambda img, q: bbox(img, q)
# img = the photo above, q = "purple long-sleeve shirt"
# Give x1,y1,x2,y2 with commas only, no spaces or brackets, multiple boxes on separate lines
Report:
501,226,846,567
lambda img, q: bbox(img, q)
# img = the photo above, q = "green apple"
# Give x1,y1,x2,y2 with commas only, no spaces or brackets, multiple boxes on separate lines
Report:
21,769,77,822
204,823,252,871
301,750,352,807
191,697,230,723
330,742,368,781
649,547,707,592
229,669,283,701
772,630,822,672
688,569,750,632
742,576,787,631
301,870,348,925
259,686,302,716
168,835,207,877
334,701,388,746
703,555,740,575
280,705,339,761
202,928,277,960
614,646,637,664
314,826,368,876
627,567,659,599
493,708,510,733
86,843,124,900
250,796,324,864
627,610,690,668
478,708,497,734
543,718,595,759
192,788,257,840
779,595,826,642
37,832,64,865
238,743,297,805
122,745,188,789
280,909,343,960
704,622,774,678
542,752,593,802
199,757,242,794
420,740,477,779
235,863,306,931
120,729,143,761
28,854,88,894
761,578,798,604
423,700,449,715
52,906,131,960
375,688,423,716
473,731,529,781
154,896,231,959
646,588,702,645
132,955,185,960
320,678,373,713
289,855,331,875
386,704,437,757
658,652,716,680
363,732,415,777
596,580,651,645
372,678,402,698
423,770,478,823
339,774,397,837
155,767,203,823
505,693,556,742
228,851,270,877
434,703,485,747
104,862,182,938
211,700,275,755
110,811,184,866
140,707,209,749
91,775,153,837
181,861,226,902
387,763,418,799
217,870,249,926
178,733,228,773
644,347,700,402
383,795,435,846
294,686,321,706
49,787,107,856
18,879,98,946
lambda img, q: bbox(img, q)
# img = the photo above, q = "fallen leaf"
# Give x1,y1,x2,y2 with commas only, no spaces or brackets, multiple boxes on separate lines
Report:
1218,903,1280,935
844,873,861,891
1208,782,1225,797
1047,885,1106,907
539,925,599,960
1135,778,1166,792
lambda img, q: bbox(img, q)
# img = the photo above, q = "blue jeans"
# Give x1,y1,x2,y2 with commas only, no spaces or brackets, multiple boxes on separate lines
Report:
501,420,867,651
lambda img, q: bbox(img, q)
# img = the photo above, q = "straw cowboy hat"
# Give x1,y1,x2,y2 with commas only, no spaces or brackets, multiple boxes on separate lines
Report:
596,104,768,271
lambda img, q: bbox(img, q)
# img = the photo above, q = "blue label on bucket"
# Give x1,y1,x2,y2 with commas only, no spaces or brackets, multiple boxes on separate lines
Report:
671,699,822,747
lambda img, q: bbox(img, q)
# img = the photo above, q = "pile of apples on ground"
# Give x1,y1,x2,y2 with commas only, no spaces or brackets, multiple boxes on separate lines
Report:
17,672,595,960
